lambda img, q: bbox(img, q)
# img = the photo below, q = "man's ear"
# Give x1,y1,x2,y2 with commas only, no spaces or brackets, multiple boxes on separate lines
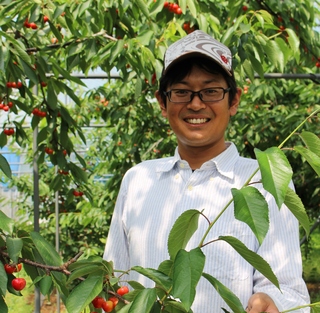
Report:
229,87,242,116
155,90,167,118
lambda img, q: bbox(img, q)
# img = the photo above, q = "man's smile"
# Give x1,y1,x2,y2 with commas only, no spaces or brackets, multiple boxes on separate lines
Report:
184,118,210,124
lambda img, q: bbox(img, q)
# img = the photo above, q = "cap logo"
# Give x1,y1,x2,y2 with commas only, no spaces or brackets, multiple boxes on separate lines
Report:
220,55,228,64
164,30,232,76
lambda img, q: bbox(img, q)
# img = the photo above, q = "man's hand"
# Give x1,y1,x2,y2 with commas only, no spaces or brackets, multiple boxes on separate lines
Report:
245,292,280,313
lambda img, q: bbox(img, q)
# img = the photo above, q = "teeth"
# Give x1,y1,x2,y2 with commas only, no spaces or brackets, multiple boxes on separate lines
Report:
185,118,208,124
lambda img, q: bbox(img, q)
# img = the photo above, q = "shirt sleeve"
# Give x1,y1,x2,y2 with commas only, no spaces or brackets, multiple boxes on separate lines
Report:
253,190,310,312
103,176,130,274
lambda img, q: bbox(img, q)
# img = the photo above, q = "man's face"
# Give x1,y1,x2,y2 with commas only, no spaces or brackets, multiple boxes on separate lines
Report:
157,65,241,157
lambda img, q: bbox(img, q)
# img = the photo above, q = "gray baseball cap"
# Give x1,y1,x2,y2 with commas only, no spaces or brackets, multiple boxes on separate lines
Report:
163,30,233,76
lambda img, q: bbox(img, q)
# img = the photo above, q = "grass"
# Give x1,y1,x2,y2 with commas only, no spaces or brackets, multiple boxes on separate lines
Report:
5,272,67,313
5,272,34,313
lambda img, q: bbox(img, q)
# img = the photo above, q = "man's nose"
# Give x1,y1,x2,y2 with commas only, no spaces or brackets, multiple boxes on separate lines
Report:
186,93,206,110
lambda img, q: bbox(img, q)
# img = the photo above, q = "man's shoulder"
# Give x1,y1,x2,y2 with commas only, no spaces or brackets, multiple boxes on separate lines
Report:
126,156,175,175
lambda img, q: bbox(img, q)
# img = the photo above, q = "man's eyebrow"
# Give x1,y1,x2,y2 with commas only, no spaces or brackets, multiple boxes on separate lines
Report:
173,78,222,86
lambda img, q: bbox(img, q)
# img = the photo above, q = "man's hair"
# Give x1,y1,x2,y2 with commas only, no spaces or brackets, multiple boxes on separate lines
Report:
159,56,237,107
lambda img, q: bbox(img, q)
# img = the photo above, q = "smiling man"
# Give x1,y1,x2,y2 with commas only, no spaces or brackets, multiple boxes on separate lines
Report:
103,30,310,313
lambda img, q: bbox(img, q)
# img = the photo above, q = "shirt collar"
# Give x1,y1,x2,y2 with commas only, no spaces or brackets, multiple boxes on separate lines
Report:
155,142,239,180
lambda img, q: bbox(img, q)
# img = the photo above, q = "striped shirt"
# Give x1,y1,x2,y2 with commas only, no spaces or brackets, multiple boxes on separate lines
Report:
103,142,310,312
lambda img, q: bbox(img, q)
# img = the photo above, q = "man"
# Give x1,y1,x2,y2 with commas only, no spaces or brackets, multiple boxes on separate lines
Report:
103,30,309,312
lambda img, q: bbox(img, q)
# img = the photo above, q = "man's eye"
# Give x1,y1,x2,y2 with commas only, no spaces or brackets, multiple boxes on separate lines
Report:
174,90,189,96
203,89,218,95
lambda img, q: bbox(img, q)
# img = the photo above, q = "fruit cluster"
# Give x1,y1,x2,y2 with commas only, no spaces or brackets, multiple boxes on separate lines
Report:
32,107,47,117
183,22,195,34
45,147,54,155
73,190,84,197
3,263,26,291
6,81,23,89
0,101,13,112
23,18,38,29
163,2,182,14
91,286,129,312
3,128,15,136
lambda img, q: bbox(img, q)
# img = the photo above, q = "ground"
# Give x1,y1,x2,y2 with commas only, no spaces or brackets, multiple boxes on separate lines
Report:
26,291,67,313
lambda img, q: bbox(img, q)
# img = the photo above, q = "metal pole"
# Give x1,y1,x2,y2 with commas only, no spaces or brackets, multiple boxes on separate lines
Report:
32,85,41,313
55,166,61,313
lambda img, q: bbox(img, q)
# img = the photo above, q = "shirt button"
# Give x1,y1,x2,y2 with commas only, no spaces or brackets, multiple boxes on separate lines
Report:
180,163,185,168
175,174,180,179
210,177,214,181
188,185,193,191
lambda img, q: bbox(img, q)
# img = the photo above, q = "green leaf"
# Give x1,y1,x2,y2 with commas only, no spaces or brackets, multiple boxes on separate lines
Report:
0,210,14,234
262,40,283,71
134,0,149,18
39,275,53,296
299,131,320,157
202,273,245,313
168,209,201,260
30,232,62,266
66,274,103,313
0,261,8,296
171,248,205,311
232,186,269,245
129,288,157,313
186,0,198,17
285,28,300,63
67,263,105,283
131,266,172,291
6,237,23,263
255,147,293,208
0,295,8,313
0,154,11,178
158,259,174,278
284,188,310,237
294,146,320,176
47,80,58,110
163,299,191,312
20,59,39,85
68,161,88,183
219,236,280,289
242,59,255,83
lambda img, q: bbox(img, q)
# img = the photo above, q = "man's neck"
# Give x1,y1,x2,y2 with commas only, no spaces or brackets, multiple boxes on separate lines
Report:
177,143,228,170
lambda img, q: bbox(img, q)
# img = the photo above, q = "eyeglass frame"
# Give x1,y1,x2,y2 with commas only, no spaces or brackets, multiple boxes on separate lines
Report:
163,87,231,104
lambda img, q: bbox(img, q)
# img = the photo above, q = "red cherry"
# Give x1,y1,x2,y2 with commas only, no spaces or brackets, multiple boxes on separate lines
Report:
43,16,49,23
92,296,105,309
242,5,248,11
17,81,23,88
6,82,13,88
29,22,38,29
117,286,129,296
41,82,47,87
3,105,9,112
4,264,15,274
109,296,119,306
14,263,22,272
11,278,26,291
175,7,182,14
102,300,114,312
45,147,54,154
316,62,320,68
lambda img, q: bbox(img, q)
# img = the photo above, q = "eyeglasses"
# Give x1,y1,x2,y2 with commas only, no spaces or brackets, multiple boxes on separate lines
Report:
163,87,231,103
